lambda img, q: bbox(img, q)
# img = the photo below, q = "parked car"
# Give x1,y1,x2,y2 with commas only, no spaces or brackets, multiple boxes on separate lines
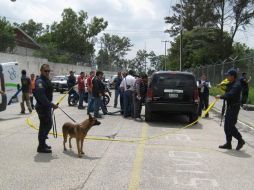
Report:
145,71,199,123
51,75,68,93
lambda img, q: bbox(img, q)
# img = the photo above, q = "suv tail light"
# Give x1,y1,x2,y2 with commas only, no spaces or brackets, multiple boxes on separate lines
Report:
147,88,153,101
194,89,199,103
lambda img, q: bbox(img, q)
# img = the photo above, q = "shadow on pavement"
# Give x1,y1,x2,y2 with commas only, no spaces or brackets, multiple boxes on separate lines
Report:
0,117,21,121
223,150,252,158
63,149,101,160
34,153,58,163
146,113,203,130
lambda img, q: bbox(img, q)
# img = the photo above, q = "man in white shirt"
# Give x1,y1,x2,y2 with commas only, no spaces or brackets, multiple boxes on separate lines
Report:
120,70,136,117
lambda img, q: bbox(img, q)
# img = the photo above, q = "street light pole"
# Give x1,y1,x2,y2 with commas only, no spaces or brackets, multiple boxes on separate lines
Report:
179,0,183,71
161,40,169,71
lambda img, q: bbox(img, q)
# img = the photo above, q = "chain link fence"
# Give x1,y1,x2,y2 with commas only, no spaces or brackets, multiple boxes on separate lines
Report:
188,56,254,87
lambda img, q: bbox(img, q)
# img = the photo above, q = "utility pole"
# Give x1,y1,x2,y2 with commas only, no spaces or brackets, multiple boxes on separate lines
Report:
161,40,169,71
179,0,183,71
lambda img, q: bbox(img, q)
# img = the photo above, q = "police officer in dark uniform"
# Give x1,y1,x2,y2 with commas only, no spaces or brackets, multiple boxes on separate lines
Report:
240,72,251,106
216,68,245,150
34,64,58,153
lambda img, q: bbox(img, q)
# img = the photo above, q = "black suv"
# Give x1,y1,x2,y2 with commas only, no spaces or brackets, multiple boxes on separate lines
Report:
145,71,199,123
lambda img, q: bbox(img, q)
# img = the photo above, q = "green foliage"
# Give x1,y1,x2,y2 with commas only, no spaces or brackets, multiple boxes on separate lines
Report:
165,0,218,36
209,86,224,97
168,28,232,70
35,8,108,63
96,33,132,69
14,19,44,40
248,87,254,104
210,86,254,105
0,17,15,52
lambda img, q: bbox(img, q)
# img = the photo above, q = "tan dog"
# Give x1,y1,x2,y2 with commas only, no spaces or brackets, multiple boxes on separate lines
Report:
62,113,101,158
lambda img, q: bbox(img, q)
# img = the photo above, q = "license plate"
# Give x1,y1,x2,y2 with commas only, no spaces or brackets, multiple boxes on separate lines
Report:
164,89,183,93
168,94,178,98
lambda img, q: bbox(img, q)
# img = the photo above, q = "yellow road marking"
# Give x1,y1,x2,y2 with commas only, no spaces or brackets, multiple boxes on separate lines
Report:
128,123,148,190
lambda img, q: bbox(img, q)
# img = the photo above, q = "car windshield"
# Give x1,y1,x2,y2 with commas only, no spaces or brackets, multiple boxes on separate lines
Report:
153,74,195,87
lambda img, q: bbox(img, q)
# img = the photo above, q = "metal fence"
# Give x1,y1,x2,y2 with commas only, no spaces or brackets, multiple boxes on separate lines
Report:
188,56,254,87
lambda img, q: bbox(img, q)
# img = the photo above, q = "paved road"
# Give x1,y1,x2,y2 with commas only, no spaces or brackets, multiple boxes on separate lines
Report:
0,92,254,190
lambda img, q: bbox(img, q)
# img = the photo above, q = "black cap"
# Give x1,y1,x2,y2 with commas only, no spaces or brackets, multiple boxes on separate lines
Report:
225,68,237,78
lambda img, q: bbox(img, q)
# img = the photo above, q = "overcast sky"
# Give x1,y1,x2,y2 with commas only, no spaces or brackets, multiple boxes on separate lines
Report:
1,0,253,59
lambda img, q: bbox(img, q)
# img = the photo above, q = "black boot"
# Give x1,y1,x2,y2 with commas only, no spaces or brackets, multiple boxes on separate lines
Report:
219,143,232,149
45,144,51,149
236,139,245,151
37,140,52,153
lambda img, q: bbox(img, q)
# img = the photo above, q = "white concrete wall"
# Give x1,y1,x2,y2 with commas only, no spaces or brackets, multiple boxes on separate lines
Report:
13,46,35,57
0,52,92,77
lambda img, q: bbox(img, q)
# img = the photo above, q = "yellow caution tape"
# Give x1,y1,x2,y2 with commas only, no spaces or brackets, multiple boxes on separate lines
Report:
26,96,218,143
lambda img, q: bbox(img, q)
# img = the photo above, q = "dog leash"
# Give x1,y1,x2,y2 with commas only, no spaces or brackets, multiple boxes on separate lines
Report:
52,109,57,138
58,106,77,123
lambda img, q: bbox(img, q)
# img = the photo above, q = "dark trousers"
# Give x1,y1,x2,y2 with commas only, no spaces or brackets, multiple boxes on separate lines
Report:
198,93,209,116
36,107,52,147
87,93,94,113
123,90,133,117
94,96,107,116
224,106,242,143
120,91,124,114
241,90,248,105
133,94,142,118
78,90,85,107
30,96,34,109
114,89,120,107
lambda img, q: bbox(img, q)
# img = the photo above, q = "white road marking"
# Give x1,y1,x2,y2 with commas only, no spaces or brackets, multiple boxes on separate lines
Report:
169,151,202,158
173,177,219,187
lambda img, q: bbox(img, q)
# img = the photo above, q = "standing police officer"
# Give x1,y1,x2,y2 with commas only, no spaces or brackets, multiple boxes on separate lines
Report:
216,68,245,150
34,64,58,153
197,74,211,117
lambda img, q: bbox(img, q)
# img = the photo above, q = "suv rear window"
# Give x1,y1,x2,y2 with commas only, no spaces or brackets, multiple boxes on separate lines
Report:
153,73,195,87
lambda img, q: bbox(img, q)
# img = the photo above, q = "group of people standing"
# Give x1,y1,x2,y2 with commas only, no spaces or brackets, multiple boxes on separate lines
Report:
113,70,148,120
19,70,37,114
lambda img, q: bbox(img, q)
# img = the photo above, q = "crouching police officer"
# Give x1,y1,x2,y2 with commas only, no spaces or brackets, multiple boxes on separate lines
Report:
34,64,58,153
216,68,245,150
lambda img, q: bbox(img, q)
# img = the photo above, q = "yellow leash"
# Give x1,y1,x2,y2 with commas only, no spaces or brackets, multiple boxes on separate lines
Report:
26,89,218,143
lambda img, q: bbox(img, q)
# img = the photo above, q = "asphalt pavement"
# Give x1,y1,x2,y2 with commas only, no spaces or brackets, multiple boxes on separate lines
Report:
0,92,254,190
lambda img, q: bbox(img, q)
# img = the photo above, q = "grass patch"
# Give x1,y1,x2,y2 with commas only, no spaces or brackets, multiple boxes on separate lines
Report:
209,86,224,97
248,87,254,104
209,86,254,105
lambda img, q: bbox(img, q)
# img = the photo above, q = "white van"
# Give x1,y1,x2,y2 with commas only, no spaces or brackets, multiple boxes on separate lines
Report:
0,62,20,112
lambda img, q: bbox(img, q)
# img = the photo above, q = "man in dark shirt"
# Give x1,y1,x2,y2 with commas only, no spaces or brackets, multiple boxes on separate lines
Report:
34,64,58,153
216,68,245,150
113,72,123,108
92,71,107,118
240,72,251,106
67,71,76,92
20,70,32,114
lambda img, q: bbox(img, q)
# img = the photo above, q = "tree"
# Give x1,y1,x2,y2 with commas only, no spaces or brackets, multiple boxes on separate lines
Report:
167,28,232,70
128,50,160,73
214,0,254,43
35,8,108,64
14,19,44,40
98,33,133,69
165,0,219,36
149,53,165,71
0,17,15,52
